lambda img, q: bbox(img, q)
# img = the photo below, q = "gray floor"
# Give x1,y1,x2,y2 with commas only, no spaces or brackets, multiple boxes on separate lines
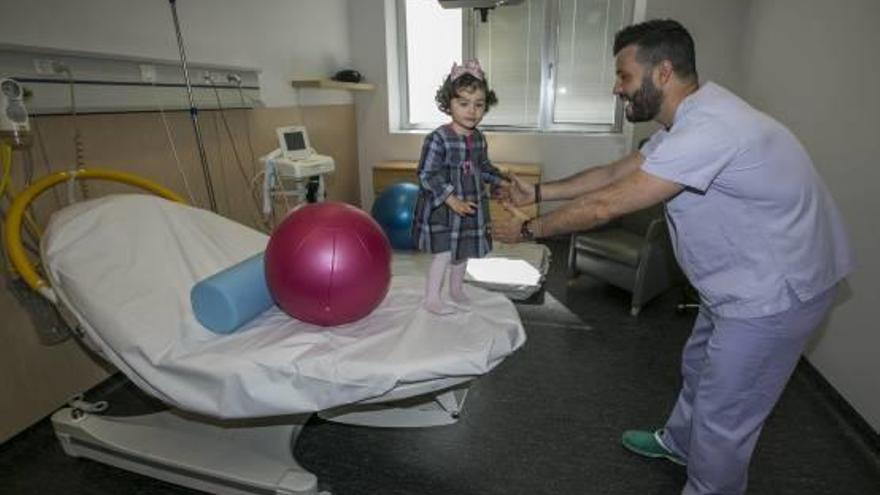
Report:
1,238,878,494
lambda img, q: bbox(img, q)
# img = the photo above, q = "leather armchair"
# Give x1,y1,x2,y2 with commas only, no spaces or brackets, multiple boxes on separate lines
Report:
567,205,681,315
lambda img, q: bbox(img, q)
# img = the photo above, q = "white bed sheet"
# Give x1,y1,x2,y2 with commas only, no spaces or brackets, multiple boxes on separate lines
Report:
42,195,526,419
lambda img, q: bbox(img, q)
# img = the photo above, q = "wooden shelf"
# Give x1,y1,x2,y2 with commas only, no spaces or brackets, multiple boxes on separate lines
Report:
291,79,375,91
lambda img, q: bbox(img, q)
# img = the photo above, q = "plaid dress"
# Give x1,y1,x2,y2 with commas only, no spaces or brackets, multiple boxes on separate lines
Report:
412,125,504,262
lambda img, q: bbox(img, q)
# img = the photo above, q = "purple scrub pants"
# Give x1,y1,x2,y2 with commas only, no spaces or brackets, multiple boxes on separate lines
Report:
659,286,837,495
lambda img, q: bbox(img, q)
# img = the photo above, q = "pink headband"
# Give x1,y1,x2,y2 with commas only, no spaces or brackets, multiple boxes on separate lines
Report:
449,59,484,82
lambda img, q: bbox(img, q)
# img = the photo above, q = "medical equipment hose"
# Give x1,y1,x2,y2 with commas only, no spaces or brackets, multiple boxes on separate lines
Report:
57,65,91,201
30,117,63,208
207,79,268,229
0,142,11,199
3,168,185,300
151,81,198,204
0,143,41,243
233,78,259,176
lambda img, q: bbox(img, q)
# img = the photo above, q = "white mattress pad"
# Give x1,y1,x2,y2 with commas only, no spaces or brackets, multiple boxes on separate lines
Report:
42,195,526,419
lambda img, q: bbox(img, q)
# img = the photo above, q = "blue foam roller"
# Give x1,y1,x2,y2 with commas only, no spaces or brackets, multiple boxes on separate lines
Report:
191,253,274,334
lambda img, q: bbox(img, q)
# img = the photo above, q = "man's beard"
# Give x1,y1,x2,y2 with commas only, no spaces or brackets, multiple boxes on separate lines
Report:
623,75,663,123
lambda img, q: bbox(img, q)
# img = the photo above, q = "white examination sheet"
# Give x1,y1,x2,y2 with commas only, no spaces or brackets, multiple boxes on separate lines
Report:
42,195,525,419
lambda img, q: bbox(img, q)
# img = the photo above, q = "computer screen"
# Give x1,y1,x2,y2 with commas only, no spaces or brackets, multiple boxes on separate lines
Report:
275,125,312,160
283,131,306,152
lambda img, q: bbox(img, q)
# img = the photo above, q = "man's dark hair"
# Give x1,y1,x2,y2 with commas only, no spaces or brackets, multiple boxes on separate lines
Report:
613,19,697,81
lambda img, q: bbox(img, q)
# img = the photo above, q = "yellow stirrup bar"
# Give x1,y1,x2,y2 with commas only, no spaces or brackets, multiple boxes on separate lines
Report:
3,168,185,299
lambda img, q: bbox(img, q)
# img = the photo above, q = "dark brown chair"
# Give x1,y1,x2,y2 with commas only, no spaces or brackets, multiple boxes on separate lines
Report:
568,205,681,315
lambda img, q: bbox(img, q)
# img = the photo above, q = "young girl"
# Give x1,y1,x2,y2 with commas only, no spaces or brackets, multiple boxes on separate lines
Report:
412,59,506,315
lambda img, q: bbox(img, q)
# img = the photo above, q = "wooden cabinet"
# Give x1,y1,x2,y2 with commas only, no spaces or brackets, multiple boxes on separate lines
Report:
373,161,541,223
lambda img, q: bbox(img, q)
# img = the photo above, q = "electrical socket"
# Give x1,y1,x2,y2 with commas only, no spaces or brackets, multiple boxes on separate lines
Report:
140,64,157,83
33,58,56,75
207,71,236,84
33,59,69,75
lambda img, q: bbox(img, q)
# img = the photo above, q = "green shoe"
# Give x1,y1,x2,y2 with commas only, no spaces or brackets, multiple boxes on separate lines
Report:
621,429,687,466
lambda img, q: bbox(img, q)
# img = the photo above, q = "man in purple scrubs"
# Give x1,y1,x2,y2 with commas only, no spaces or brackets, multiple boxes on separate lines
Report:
494,19,854,495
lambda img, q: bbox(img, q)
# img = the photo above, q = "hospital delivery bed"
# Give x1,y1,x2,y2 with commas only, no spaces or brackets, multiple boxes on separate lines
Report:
3,169,535,494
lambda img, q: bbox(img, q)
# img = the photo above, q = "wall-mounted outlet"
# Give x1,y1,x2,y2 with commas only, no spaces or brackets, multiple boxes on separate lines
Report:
203,71,223,84
33,59,69,75
33,58,56,75
139,64,157,83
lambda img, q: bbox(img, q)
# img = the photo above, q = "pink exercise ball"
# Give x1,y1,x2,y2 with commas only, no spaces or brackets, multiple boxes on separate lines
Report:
265,202,392,326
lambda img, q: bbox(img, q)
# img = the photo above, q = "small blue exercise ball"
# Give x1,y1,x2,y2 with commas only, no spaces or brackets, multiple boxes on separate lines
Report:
371,182,419,250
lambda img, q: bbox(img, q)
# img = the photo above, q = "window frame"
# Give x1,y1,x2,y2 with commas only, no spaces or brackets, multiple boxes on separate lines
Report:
396,0,634,134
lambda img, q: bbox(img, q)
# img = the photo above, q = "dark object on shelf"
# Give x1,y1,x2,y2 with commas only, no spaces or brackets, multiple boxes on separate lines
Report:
332,70,362,83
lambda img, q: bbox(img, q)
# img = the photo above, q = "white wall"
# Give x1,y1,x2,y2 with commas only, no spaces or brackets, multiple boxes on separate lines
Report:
741,0,880,430
631,0,750,145
0,0,353,107
349,0,749,209
644,0,748,94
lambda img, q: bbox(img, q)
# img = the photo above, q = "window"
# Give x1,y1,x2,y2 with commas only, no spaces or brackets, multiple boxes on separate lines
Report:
397,0,634,132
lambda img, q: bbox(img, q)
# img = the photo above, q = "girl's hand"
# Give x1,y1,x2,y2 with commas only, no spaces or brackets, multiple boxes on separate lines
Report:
498,173,535,206
445,195,477,216
490,178,511,199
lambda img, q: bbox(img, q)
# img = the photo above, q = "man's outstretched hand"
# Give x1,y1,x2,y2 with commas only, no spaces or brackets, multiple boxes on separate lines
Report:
492,200,531,243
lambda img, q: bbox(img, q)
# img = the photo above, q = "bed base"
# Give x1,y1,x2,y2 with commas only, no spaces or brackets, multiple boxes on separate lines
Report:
52,385,469,494
53,407,319,494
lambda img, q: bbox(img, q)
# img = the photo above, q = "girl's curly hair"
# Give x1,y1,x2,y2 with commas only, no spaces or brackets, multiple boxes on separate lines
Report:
435,73,498,115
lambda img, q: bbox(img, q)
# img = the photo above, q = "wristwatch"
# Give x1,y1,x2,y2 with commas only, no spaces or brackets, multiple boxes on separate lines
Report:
520,220,535,241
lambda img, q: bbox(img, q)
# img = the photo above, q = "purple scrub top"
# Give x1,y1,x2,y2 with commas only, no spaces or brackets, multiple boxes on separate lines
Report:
641,82,854,318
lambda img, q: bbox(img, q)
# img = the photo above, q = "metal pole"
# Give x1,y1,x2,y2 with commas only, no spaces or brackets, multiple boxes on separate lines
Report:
168,0,218,212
